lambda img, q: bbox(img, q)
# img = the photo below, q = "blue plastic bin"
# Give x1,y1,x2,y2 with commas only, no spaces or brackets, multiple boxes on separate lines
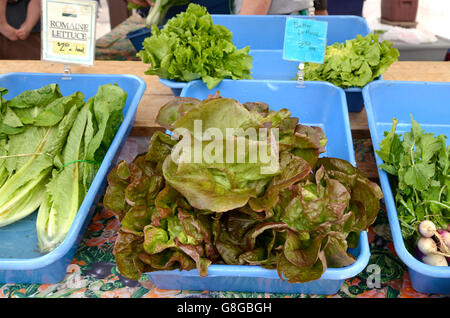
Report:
363,80,450,295
160,49,377,112
0,72,146,284
146,80,371,294
155,15,371,112
127,26,152,53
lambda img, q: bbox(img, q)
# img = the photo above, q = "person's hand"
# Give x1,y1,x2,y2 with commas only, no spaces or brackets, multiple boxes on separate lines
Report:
127,0,154,7
0,22,18,41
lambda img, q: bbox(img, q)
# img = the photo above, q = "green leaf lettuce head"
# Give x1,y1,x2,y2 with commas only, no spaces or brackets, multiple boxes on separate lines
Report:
377,116,450,252
104,94,383,283
137,3,253,89
303,33,399,88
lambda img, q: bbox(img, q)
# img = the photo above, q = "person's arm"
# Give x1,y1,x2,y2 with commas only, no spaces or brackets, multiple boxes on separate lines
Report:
16,0,40,40
239,0,271,15
0,0,19,40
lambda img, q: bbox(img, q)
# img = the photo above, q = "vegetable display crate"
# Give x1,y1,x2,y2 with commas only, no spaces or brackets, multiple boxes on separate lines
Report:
156,15,371,112
146,79,371,295
0,72,146,284
363,80,450,295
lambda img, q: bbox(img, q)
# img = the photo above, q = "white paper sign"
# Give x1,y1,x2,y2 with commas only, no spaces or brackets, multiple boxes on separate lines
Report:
42,0,97,66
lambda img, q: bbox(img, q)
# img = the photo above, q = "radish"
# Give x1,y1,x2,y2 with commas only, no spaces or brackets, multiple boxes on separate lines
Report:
437,229,450,249
436,229,450,256
417,237,438,255
422,254,448,266
418,220,437,238
416,247,425,261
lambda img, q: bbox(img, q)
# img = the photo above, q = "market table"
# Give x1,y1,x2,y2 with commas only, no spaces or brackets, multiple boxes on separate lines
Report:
0,60,449,298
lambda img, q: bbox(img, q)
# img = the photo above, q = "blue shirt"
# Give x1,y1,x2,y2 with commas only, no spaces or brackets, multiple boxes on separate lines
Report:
138,0,231,22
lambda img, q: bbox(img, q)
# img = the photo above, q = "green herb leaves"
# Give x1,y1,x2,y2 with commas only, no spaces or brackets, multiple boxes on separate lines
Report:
378,116,450,246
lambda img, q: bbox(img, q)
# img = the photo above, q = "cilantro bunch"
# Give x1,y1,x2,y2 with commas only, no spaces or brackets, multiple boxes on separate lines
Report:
377,116,450,250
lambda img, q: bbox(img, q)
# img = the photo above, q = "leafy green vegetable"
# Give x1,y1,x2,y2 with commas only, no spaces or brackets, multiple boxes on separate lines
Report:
105,94,383,283
36,104,89,252
0,83,127,253
0,105,80,227
377,116,450,251
303,33,399,88
137,3,252,89
0,88,24,138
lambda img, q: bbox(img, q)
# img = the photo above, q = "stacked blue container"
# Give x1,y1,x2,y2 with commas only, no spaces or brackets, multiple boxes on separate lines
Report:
151,15,373,112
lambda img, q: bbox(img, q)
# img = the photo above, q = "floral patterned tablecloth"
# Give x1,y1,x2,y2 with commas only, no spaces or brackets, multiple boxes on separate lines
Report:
0,137,446,298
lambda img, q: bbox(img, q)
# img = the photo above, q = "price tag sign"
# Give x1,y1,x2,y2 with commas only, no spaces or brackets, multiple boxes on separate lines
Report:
283,18,328,63
42,0,97,66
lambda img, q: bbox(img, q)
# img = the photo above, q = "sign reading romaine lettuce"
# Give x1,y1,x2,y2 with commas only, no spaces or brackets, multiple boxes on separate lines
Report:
42,0,97,66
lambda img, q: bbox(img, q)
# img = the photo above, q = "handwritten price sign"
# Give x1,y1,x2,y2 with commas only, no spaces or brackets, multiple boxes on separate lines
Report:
42,0,97,65
283,18,328,63
53,42,87,56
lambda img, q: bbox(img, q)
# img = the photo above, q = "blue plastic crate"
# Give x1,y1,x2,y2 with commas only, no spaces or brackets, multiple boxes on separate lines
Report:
363,80,450,295
127,26,152,53
160,49,377,112
0,72,146,284
154,15,371,112
146,79,371,294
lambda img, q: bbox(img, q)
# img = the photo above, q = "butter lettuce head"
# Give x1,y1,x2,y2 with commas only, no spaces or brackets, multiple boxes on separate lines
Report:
304,33,399,88
105,95,383,283
137,3,252,89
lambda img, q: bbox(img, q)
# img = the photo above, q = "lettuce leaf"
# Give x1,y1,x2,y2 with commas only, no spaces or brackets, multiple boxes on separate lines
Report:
0,105,80,227
36,84,127,252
